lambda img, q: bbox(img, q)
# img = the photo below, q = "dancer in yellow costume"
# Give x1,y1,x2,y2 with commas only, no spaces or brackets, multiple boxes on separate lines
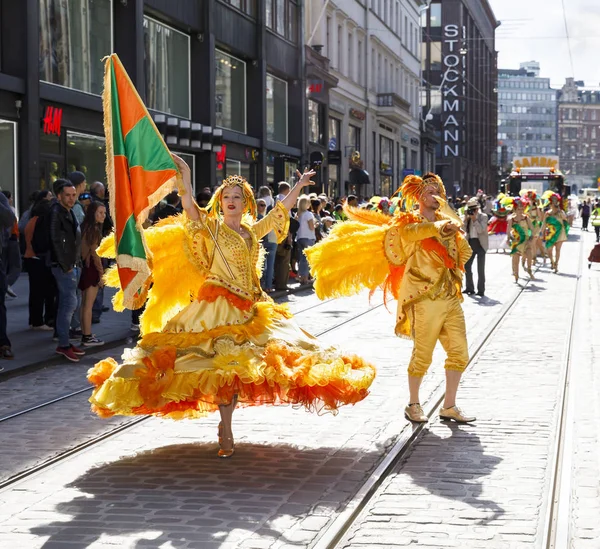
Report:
507,197,534,282
87,157,375,458
307,173,475,424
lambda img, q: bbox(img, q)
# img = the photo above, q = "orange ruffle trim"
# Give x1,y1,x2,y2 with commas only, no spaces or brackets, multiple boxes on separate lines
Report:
197,284,254,312
88,341,376,420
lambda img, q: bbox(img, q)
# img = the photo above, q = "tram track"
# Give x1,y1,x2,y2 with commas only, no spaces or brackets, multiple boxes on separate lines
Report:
312,245,584,549
0,294,385,492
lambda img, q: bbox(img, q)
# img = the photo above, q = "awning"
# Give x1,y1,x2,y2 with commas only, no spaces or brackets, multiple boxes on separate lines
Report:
349,168,370,187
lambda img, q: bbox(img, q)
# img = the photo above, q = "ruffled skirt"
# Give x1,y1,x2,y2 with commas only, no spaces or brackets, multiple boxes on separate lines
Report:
88,295,376,419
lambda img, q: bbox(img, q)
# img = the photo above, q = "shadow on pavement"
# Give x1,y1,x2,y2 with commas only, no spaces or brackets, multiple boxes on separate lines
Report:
29,441,388,549
399,423,504,525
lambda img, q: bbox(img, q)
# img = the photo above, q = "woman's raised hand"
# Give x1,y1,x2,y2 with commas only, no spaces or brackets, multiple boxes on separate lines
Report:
296,168,316,187
172,153,191,176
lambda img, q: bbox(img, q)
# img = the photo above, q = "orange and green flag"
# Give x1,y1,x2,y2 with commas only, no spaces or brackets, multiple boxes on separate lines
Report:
102,53,179,309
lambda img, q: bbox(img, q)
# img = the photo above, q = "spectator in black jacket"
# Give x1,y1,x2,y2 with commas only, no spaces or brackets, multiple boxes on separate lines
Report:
49,180,84,362
0,190,16,361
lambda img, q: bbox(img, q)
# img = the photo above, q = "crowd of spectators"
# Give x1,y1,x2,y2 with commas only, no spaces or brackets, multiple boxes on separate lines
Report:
0,175,502,365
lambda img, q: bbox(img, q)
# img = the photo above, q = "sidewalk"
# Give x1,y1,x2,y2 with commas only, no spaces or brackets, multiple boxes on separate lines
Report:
3,273,309,376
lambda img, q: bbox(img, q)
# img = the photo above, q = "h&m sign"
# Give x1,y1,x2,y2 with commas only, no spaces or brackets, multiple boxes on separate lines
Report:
441,24,466,158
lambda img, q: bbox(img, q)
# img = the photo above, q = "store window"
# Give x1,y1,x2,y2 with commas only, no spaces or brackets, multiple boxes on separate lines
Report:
66,131,106,185
39,0,112,95
217,159,251,187
0,120,17,209
431,42,442,71
308,100,324,145
266,74,288,144
266,0,298,42
144,17,190,119
216,50,247,134
329,118,340,150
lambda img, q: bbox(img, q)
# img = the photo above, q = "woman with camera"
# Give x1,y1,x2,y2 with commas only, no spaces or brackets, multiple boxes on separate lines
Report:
462,197,488,297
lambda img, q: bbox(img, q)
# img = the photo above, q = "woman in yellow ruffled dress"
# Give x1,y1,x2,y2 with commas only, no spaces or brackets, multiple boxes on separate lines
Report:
87,157,375,457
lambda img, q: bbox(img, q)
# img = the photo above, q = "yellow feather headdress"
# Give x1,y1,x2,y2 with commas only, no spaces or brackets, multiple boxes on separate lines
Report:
395,172,447,211
207,175,257,219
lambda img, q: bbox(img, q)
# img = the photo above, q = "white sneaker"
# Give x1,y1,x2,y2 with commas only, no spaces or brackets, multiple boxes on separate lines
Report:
30,324,53,331
130,323,140,332
6,286,17,298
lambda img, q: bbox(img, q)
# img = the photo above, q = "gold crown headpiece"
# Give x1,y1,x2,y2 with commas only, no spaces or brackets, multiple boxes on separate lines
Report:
207,175,257,219
394,172,447,210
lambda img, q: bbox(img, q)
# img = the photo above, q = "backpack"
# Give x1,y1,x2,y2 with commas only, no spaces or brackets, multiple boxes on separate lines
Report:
31,212,52,258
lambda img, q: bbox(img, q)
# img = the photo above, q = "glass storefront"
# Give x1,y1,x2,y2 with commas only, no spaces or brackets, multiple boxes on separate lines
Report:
39,0,112,95
308,99,323,144
266,74,288,144
216,50,246,134
0,120,17,209
380,135,393,197
144,17,190,118
66,131,106,184
216,159,252,187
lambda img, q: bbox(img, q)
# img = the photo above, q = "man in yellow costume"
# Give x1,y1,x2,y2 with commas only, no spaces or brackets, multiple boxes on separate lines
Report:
392,174,474,423
307,172,476,424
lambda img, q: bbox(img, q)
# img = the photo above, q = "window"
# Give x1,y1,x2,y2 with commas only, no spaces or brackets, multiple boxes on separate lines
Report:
326,17,331,57
144,17,190,118
0,120,17,209
329,117,341,150
66,131,106,186
266,74,287,144
222,0,256,17
430,3,442,27
358,39,363,85
348,124,361,152
39,0,112,95
266,0,273,28
337,25,342,71
431,42,442,71
308,99,323,144
215,50,246,133
267,0,298,42
348,32,354,80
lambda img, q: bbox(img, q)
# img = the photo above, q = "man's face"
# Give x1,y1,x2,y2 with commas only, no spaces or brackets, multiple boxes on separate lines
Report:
420,186,441,210
59,186,77,210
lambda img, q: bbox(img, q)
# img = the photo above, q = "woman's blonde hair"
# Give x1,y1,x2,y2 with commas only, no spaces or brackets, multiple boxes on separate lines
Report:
297,195,311,214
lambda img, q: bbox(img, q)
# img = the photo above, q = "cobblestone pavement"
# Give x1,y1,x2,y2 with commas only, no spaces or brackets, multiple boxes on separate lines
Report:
0,252,546,548
0,292,380,483
339,232,595,548
568,229,600,548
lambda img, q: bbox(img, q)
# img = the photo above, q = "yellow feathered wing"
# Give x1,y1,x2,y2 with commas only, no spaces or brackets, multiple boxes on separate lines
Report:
99,215,206,335
305,219,389,300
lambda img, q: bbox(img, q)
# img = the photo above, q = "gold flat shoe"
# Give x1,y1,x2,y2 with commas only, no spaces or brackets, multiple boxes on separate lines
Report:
218,436,235,458
404,403,428,423
439,405,476,423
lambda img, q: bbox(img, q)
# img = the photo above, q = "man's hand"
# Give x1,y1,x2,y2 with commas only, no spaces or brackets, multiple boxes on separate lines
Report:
441,222,460,237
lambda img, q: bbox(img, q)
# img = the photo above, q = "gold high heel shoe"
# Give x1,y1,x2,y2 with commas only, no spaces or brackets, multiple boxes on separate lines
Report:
218,436,235,458
526,267,534,279
513,272,519,283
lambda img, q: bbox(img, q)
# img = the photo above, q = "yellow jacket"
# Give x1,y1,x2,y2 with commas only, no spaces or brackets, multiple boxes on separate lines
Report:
186,201,290,303
385,212,472,337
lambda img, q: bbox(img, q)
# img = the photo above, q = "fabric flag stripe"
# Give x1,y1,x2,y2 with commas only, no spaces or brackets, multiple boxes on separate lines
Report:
103,53,180,309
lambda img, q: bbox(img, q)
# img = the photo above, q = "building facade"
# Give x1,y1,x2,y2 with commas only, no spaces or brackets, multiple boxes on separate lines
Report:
557,78,600,190
306,0,424,199
496,62,558,172
2,0,305,214
421,0,498,196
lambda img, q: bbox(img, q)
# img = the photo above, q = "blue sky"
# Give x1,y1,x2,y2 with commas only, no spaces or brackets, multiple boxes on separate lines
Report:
488,0,600,88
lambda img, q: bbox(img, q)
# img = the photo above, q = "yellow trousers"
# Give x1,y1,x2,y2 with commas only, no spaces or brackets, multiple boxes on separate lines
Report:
406,296,468,377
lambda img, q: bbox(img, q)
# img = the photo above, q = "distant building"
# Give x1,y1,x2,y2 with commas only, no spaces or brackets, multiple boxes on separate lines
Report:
306,0,424,198
421,0,499,196
557,77,600,189
497,64,558,172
